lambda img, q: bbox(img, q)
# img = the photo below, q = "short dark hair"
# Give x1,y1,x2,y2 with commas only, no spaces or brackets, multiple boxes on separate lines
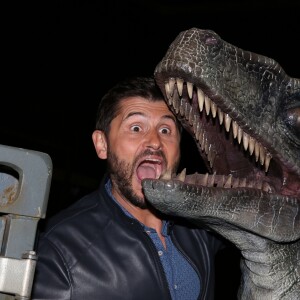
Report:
95,76,180,134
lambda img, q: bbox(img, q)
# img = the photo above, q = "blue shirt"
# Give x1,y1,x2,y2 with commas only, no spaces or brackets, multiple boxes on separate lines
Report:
105,179,200,299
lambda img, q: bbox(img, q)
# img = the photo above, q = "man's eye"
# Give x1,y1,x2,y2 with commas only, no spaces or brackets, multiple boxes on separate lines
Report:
131,125,141,132
160,127,171,134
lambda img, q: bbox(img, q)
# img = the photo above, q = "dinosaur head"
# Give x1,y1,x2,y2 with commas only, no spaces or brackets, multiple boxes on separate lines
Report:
142,28,300,242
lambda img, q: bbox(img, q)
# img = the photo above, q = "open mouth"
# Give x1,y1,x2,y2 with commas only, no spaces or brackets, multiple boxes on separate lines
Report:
157,77,297,198
136,158,164,181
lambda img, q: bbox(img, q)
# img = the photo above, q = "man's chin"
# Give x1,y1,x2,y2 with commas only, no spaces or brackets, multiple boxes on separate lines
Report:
135,194,147,209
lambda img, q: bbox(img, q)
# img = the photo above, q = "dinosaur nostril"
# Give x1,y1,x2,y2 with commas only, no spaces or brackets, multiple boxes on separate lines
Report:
205,36,218,45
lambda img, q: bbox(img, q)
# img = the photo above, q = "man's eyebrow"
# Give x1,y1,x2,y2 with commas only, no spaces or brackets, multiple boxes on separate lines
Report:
162,114,177,124
125,112,177,124
125,111,145,120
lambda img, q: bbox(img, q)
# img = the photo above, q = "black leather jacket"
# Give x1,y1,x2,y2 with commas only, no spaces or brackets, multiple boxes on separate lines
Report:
31,176,224,300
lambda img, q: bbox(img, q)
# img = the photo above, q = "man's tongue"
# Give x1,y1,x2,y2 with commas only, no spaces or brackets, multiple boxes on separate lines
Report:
137,165,157,180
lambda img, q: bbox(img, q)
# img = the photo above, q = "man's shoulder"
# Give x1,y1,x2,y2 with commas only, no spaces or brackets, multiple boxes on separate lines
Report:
45,176,111,230
41,189,107,239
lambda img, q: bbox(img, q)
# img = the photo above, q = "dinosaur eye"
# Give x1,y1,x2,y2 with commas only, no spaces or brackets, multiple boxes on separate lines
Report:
286,107,300,137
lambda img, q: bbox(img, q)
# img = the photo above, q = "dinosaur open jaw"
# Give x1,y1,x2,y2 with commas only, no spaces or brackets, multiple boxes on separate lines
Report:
161,77,283,194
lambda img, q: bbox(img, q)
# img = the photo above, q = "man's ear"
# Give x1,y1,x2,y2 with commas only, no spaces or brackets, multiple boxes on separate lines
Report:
92,130,108,159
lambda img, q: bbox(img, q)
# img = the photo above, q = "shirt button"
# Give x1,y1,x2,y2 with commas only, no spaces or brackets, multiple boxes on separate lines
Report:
158,250,163,256
174,284,178,289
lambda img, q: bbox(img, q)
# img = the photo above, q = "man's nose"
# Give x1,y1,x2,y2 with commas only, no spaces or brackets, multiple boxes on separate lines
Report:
145,130,162,150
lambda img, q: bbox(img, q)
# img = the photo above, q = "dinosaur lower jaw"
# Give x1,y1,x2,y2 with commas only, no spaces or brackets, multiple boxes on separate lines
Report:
142,176,300,242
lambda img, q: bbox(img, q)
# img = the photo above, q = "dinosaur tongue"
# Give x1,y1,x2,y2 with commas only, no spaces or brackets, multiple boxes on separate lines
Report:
137,165,157,180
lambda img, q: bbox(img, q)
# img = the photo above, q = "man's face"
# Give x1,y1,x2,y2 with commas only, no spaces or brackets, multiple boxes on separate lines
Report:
106,97,181,208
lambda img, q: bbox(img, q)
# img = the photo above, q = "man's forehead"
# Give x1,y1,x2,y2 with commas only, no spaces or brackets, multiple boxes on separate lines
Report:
118,97,175,118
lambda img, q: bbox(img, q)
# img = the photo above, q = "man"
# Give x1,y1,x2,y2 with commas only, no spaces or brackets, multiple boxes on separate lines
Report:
31,76,224,300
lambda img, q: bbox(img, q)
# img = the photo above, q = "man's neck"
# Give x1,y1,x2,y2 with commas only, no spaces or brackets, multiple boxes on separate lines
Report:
112,188,163,230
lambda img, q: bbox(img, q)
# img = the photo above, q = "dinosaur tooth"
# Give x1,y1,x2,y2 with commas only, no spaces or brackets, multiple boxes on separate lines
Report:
211,101,217,118
160,170,172,180
176,168,186,182
225,114,232,132
243,131,249,151
248,137,255,155
176,78,184,96
187,81,193,99
197,88,205,112
232,121,238,139
204,95,211,115
259,146,266,165
202,173,209,186
224,174,232,188
237,127,243,144
265,153,272,173
217,108,224,125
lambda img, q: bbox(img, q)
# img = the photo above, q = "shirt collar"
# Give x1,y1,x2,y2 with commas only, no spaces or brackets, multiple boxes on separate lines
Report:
105,178,169,235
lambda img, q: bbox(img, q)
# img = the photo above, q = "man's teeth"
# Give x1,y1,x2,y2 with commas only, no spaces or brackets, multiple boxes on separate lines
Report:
164,78,272,173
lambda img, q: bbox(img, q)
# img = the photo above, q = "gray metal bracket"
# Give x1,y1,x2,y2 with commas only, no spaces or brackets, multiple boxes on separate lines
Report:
0,144,52,299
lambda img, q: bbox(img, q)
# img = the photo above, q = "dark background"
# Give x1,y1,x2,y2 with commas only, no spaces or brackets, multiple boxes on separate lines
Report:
2,0,300,298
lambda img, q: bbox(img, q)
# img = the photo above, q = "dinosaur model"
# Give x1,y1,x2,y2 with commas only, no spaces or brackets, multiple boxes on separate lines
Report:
142,28,300,299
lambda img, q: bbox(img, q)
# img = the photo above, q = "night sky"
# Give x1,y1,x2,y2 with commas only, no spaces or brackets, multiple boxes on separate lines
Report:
3,0,299,213
2,1,299,297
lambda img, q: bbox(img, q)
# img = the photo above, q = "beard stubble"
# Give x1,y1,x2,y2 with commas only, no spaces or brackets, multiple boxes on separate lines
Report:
106,149,179,209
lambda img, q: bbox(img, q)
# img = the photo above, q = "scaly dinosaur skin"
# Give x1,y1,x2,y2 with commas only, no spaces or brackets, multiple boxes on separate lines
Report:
142,28,300,299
